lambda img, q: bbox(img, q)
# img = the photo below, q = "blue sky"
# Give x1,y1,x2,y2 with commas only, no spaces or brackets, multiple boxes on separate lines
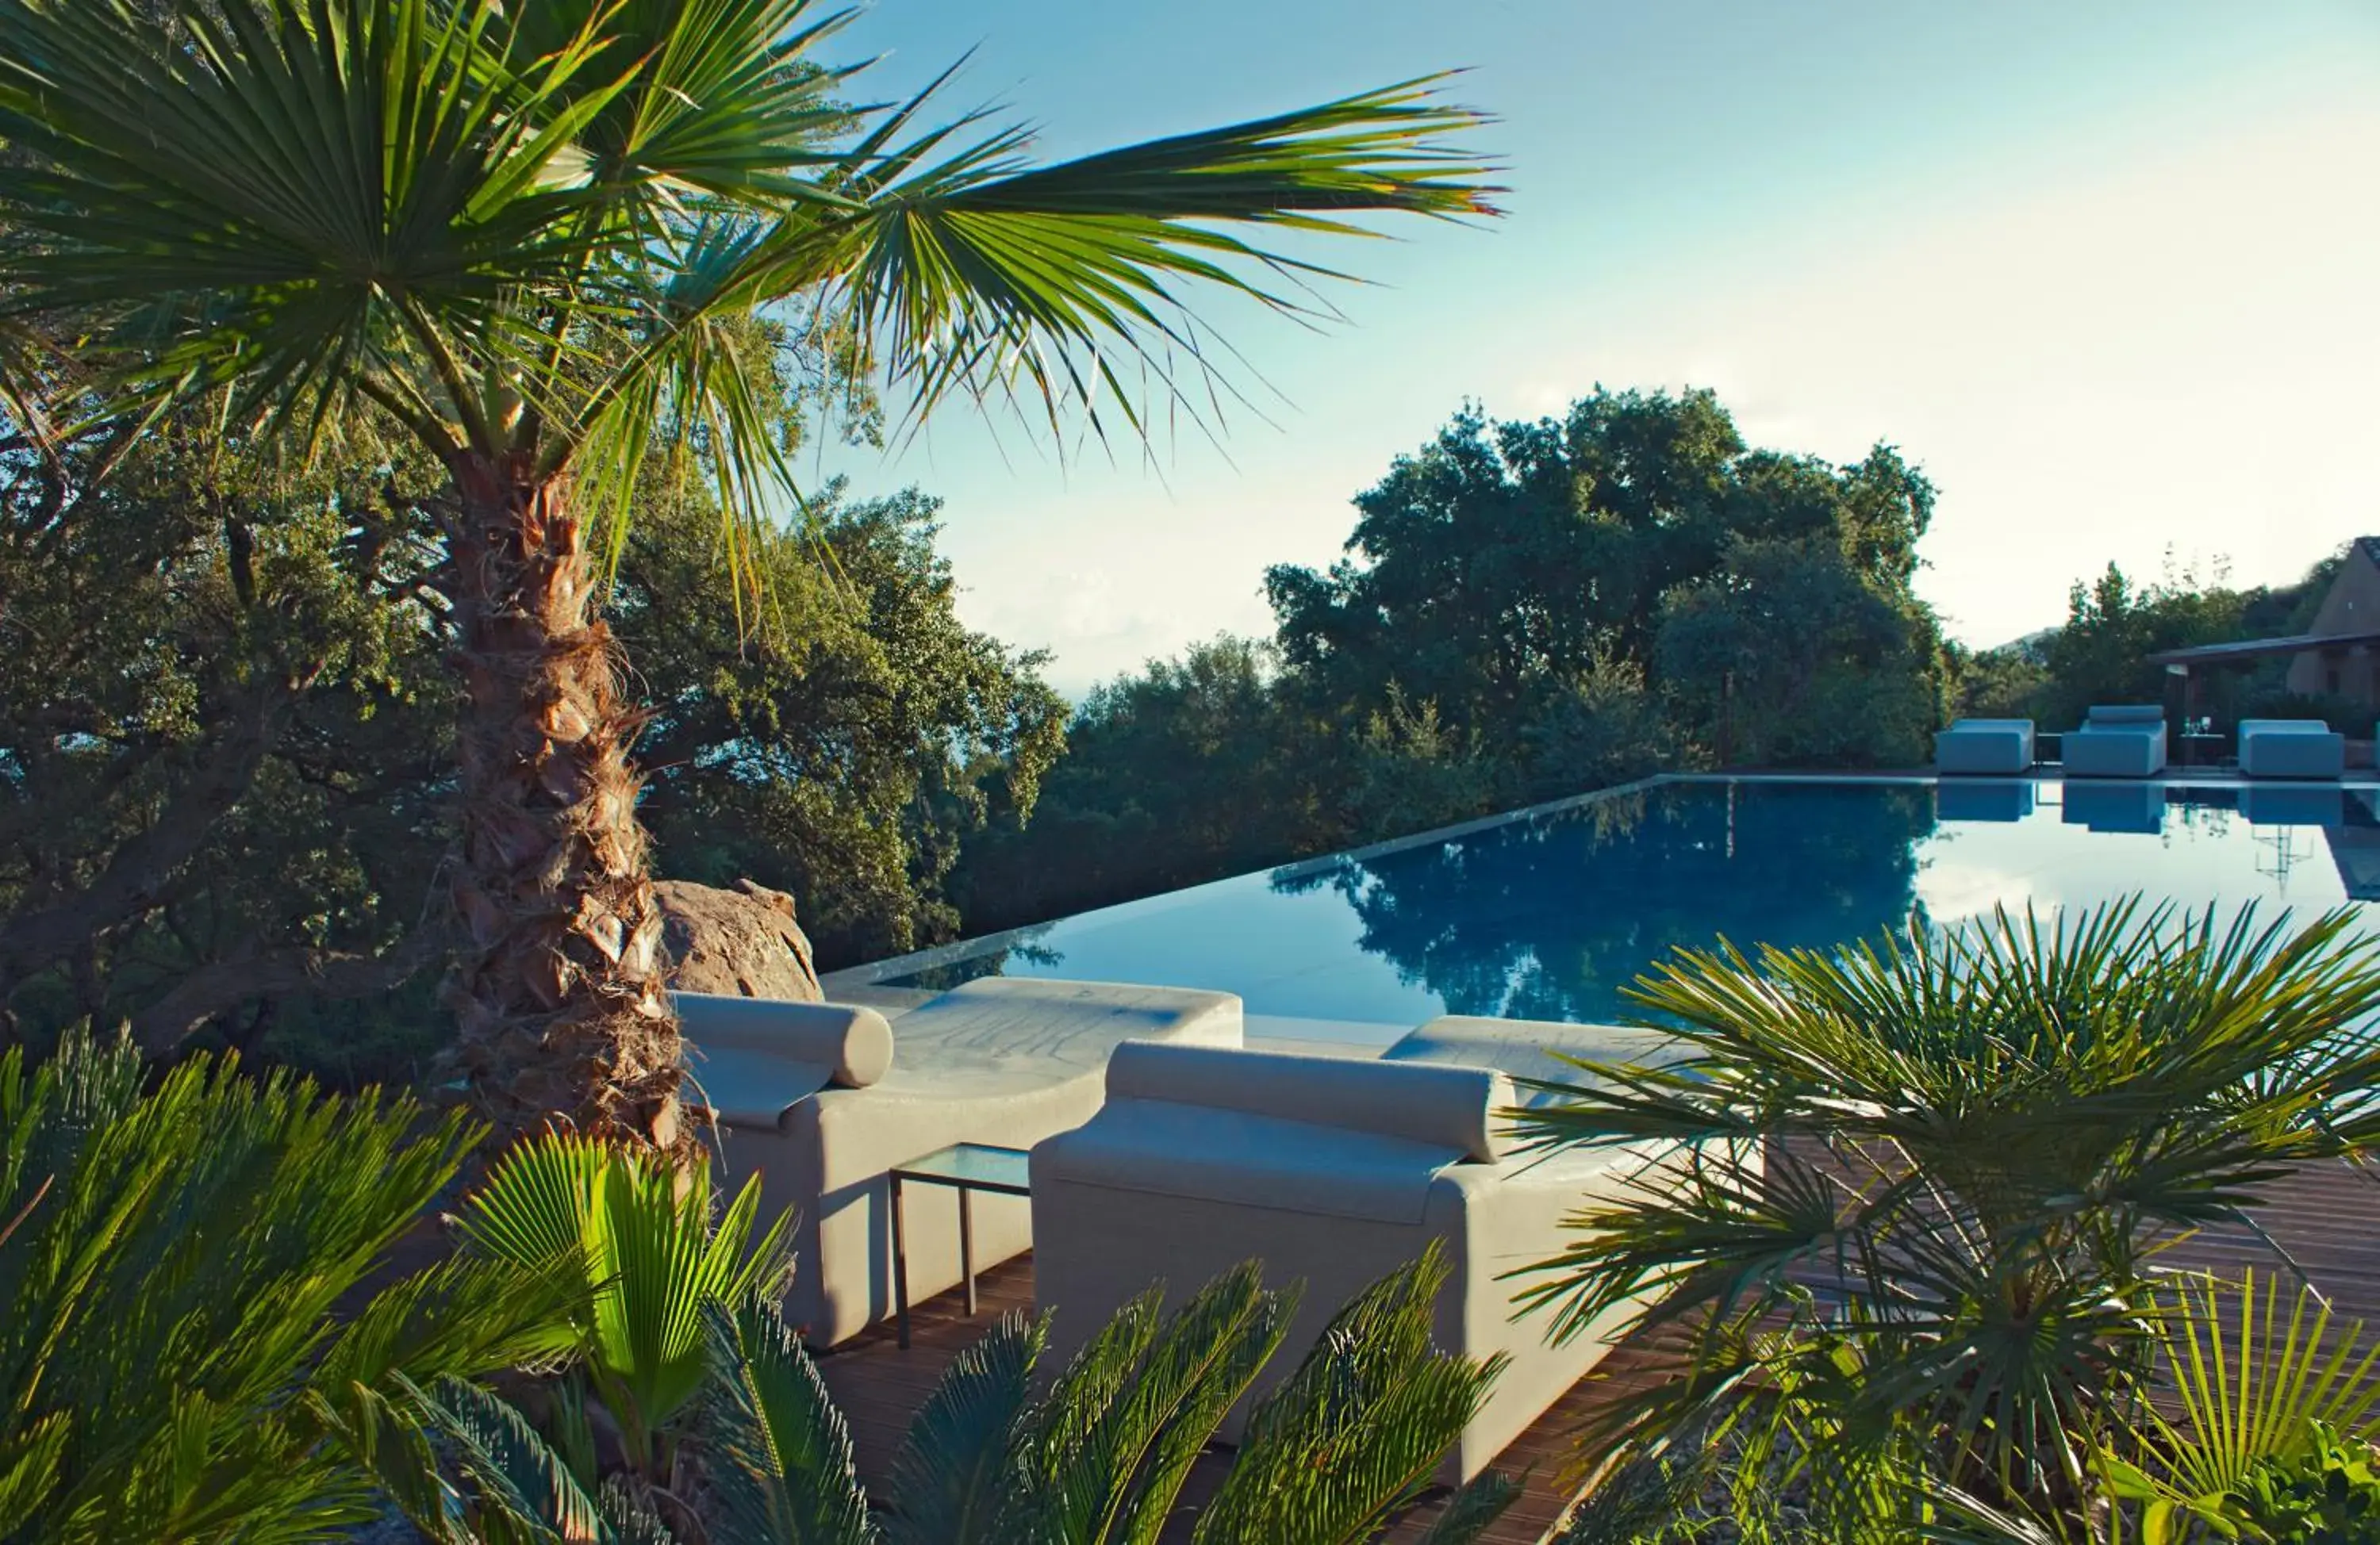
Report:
811,2,2380,696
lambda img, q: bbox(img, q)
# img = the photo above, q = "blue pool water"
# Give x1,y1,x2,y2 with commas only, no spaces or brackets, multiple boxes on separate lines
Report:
842,776,2380,1043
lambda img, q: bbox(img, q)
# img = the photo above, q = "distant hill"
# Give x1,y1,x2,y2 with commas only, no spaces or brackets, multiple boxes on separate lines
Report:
1986,626,2060,661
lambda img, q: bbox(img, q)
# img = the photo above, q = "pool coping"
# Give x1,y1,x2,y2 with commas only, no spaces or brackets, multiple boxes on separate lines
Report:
818,767,2380,990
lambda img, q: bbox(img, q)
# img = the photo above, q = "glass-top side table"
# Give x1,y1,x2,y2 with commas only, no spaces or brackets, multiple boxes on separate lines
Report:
888,1142,1031,1348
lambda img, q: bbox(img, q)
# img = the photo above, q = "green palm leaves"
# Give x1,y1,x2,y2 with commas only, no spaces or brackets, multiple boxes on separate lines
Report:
1514,899,2380,1528
458,1132,795,1478
0,1033,582,1544
0,0,1497,505
701,1243,1514,1545
2109,1272,2380,1543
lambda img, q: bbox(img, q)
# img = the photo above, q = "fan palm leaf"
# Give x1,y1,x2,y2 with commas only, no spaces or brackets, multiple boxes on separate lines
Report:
2104,1271,2380,1542
1510,899,2380,1524
455,1131,796,1470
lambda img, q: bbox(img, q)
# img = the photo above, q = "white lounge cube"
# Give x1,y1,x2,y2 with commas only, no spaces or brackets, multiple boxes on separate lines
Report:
2239,719,2346,780
2062,705,2167,778
1936,718,2035,775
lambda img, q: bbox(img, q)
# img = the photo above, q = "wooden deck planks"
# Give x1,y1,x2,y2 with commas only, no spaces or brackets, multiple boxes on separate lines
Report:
812,1160,2380,1545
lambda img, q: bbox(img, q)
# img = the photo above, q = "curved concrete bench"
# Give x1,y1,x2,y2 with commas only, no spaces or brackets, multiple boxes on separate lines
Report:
684,978,1242,1346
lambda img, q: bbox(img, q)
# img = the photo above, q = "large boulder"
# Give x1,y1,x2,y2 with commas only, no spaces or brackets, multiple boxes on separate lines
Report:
654,878,823,1003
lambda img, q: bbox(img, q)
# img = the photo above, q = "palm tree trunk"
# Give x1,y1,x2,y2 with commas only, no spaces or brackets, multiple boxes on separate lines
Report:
440,450,693,1160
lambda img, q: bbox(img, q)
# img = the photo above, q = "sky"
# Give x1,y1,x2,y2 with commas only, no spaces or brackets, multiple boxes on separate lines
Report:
809,1,2380,697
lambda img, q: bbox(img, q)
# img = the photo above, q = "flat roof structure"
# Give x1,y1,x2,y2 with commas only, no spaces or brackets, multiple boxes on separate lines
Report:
2148,631,2380,668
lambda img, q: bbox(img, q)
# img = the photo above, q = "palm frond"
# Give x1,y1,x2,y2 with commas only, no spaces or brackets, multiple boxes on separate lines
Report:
422,1374,618,1544
702,1296,877,1545
1193,1241,1510,1545
0,1033,536,1543
2113,1270,2380,1512
1015,1262,1291,1543
1509,899,2380,1522
0,0,629,454
457,1132,797,1457
817,75,1500,451
882,1309,1039,1545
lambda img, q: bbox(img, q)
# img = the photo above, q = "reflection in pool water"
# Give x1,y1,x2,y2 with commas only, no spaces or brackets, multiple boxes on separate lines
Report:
853,778,2380,1042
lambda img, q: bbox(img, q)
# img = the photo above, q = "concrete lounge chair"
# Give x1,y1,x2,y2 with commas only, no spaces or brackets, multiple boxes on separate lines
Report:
2238,719,2346,780
1935,718,2035,776
681,979,1242,1347
1031,1018,1699,1483
2061,704,2168,778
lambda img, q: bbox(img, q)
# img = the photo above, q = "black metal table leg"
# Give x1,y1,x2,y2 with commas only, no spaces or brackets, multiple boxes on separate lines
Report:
891,1171,910,1349
959,1185,976,1316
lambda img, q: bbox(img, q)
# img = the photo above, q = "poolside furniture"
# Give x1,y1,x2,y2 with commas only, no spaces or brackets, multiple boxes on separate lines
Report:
1936,779,2036,822
682,978,1242,1347
1935,718,2035,776
1031,1018,1699,1483
2061,780,2165,835
2060,705,2168,778
2237,719,2346,780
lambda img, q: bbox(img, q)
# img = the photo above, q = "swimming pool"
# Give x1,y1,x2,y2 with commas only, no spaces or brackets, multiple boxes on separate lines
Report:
827,776,2380,1045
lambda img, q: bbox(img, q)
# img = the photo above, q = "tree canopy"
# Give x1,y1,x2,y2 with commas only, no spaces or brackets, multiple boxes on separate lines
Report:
0,418,1059,1083
962,388,1951,933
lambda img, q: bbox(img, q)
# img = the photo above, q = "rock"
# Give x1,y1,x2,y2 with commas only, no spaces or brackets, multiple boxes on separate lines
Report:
654,878,823,1002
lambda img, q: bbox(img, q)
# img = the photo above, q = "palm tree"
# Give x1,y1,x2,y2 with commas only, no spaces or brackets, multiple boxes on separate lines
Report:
1511,900,2380,1532
0,0,1498,1154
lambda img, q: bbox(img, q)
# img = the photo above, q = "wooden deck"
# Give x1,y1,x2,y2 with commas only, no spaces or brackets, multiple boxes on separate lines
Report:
814,1161,2380,1544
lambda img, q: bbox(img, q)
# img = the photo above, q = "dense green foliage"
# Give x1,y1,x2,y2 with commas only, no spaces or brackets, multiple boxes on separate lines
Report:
0,1033,582,1543
623,485,1065,964
682,1243,1517,1545
1949,550,2349,733
0,419,452,1073
1267,391,1941,768
0,419,1061,1083
0,1033,1510,1543
1519,900,2380,1538
960,389,1948,931
2106,1274,2380,1545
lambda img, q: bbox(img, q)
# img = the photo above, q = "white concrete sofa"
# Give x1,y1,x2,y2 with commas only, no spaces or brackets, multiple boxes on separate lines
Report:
1935,718,2035,775
2062,704,2168,777
2239,719,2346,780
681,979,1242,1346
1031,1018,1687,1483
